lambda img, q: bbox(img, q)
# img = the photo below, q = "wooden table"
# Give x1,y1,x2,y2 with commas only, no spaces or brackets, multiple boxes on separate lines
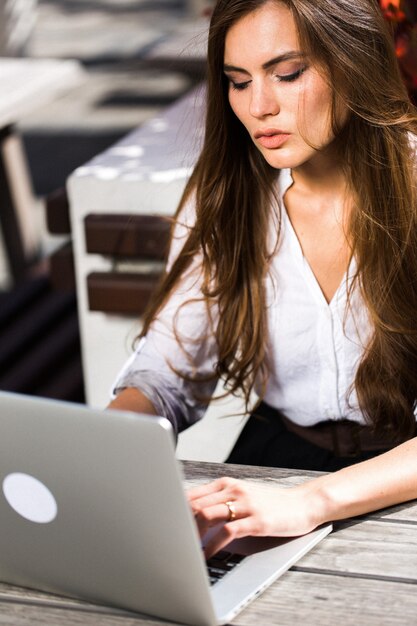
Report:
1,460,417,625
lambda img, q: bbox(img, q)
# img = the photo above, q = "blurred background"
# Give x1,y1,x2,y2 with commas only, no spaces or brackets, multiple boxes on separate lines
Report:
0,0,212,406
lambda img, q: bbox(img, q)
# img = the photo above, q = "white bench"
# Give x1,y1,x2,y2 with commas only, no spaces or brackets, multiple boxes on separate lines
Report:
67,86,248,462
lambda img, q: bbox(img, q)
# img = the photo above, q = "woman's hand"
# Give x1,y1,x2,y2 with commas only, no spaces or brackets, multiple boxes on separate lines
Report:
188,439,417,558
187,476,326,558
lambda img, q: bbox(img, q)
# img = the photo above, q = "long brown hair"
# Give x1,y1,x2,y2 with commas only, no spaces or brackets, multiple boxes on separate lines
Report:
141,0,417,439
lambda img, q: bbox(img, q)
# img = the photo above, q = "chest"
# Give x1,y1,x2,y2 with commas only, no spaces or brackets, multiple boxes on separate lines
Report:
264,227,372,418
283,188,351,303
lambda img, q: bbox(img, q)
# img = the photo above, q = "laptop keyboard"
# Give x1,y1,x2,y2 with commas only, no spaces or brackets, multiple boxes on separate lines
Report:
206,550,245,585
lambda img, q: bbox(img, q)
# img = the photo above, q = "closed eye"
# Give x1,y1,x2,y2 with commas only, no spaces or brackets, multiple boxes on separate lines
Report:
229,79,251,91
228,66,307,91
275,67,306,82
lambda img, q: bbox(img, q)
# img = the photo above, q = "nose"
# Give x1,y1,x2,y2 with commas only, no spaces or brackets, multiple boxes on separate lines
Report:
249,81,280,118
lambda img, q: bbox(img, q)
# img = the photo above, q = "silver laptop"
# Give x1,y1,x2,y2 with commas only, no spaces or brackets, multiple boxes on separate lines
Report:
0,391,331,626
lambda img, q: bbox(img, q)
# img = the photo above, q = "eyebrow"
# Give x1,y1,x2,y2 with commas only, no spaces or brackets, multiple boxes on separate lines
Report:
223,51,305,74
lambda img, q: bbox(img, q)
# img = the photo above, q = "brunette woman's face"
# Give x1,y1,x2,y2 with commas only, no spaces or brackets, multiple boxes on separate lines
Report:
224,1,342,172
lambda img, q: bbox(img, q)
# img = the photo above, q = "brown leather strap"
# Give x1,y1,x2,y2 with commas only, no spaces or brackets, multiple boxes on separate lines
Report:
280,414,396,457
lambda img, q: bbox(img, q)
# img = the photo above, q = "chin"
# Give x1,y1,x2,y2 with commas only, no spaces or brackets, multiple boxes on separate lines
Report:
260,147,317,171
261,153,304,170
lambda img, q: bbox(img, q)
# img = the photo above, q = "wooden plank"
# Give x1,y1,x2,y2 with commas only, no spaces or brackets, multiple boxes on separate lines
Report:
0,126,28,282
46,188,70,235
84,214,171,260
87,271,161,315
1,571,417,625
0,599,165,625
1,128,39,259
0,582,162,624
233,570,417,626
181,460,320,484
298,519,417,581
49,240,75,291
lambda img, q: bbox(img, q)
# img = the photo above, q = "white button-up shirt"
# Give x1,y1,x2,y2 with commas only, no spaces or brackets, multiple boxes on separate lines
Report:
113,168,374,432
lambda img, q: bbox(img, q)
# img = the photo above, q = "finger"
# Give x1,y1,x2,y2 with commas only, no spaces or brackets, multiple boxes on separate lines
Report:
193,502,236,536
203,521,236,559
189,480,242,515
187,477,232,502
190,492,234,518
203,517,257,559
192,495,243,528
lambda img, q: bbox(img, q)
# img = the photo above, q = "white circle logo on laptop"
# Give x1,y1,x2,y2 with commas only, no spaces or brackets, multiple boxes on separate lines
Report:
2,473,57,524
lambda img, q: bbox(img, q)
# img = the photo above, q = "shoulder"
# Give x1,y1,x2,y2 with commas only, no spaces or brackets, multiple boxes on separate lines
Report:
174,192,197,239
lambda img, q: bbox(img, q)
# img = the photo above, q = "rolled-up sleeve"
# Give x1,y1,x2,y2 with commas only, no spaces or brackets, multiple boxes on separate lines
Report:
111,198,219,434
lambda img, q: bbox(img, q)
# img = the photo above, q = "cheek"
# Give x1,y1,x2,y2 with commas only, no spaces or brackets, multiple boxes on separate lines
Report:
296,82,334,141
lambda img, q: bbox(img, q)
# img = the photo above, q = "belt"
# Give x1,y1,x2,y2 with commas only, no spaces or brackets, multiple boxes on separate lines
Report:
279,414,396,457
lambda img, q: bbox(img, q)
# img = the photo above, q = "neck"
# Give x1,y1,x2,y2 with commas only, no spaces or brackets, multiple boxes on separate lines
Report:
291,149,347,198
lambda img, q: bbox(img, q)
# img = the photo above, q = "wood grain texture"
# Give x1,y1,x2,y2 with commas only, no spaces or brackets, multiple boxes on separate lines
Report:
0,600,167,625
1,572,416,626
181,460,320,483
230,571,417,626
0,583,173,625
298,520,417,580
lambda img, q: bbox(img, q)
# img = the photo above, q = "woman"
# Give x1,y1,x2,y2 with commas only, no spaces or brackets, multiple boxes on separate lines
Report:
109,0,417,557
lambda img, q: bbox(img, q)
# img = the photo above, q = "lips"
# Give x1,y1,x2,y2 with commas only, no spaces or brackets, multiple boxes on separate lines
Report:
254,129,290,149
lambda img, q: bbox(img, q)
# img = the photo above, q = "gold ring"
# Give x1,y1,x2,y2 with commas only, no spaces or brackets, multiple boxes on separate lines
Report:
225,500,236,522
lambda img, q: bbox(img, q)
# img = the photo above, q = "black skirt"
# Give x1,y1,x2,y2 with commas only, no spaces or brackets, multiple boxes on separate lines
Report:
225,402,391,472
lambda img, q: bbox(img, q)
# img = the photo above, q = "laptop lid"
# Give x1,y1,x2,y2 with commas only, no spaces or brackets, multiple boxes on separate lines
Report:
0,391,331,626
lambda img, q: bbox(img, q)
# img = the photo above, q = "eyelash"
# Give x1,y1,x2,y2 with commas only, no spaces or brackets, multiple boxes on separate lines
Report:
229,67,306,91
